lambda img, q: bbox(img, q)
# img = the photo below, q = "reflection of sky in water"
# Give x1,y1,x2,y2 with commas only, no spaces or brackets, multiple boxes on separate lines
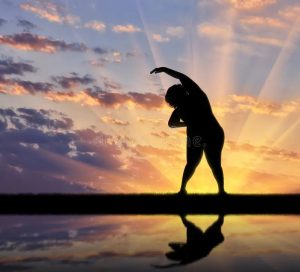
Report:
0,215,300,271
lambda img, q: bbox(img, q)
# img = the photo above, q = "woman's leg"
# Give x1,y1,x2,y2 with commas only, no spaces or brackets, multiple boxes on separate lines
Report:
180,137,203,193
204,132,225,194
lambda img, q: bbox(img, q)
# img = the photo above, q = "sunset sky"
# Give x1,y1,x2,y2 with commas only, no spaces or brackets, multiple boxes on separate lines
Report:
0,0,299,194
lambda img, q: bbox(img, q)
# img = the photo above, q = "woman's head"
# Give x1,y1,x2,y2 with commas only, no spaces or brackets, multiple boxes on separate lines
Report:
165,84,188,108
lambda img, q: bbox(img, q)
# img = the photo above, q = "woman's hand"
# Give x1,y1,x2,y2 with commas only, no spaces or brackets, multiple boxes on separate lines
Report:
150,67,184,81
150,67,167,74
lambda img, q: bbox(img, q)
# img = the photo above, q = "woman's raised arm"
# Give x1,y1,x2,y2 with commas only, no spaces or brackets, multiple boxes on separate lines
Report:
151,67,204,96
150,67,184,80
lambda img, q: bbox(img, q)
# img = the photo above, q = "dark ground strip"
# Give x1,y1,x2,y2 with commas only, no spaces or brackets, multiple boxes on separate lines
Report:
0,194,300,215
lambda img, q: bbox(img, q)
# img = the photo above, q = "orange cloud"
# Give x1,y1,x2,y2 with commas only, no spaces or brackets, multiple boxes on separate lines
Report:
0,82,28,95
151,131,170,138
227,0,276,10
214,95,299,117
137,117,163,125
84,21,106,31
246,35,283,47
0,77,53,95
197,23,232,39
240,16,287,29
101,116,129,126
226,141,300,162
45,91,99,106
166,26,185,38
152,34,170,43
279,5,300,20
20,0,80,25
46,89,165,109
112,51,122,63
112,24,141,33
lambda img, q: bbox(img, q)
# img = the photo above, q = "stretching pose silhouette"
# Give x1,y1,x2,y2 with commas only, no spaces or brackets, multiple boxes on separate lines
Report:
151,67,225,195
153,214,224,268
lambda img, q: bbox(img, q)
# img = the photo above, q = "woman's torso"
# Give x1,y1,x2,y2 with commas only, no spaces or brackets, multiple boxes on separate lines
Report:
177,95,223,138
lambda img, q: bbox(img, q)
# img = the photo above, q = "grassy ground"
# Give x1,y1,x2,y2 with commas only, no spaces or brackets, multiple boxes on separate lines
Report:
0,193,300,215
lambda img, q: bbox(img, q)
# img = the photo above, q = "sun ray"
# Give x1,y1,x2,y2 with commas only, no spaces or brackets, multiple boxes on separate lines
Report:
256,17,300,101
136,0,172,91
271,118,300,149
228,13,300,186
239,116,300,185
213,6,237,100
236,15,300,145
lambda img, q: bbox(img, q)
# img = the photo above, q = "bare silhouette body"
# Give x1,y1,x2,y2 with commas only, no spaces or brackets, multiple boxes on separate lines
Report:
150,67,225,194
154,215,224,268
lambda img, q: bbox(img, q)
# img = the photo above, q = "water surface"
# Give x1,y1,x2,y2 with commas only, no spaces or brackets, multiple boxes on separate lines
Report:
1,215,300,271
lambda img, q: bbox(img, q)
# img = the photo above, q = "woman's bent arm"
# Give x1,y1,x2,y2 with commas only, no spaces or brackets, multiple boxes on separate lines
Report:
168,109,186,128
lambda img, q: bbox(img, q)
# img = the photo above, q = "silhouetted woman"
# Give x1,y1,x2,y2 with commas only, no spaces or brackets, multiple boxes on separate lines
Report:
150,67,225,195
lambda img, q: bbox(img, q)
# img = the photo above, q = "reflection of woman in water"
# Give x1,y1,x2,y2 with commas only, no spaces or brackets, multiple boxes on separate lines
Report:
151,67,226,195
154,215,224,268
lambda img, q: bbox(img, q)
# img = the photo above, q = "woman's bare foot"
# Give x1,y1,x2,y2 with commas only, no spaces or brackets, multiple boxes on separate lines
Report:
178,189,187,195
218,190,227,196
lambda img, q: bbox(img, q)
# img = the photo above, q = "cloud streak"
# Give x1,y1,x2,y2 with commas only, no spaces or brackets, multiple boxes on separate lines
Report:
44,86,166,113
101,116,129,126
0,18,6,27
0,58,37,76
84,20,106,31
15,107,73,130
52,73,94,89
152,34,170,43
17,19,37,32
166,26,185,38
112,24,141,33
85,88,165,109
47,88,165,109
0,77,54,95
240,16,288,29
227,0,276,10
246,35,283,47
0,33,87,53
279,4,300,20
197,23,232,39
214,95,299,117
226,140,300,162
20,0,80,25
0,57,54,95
